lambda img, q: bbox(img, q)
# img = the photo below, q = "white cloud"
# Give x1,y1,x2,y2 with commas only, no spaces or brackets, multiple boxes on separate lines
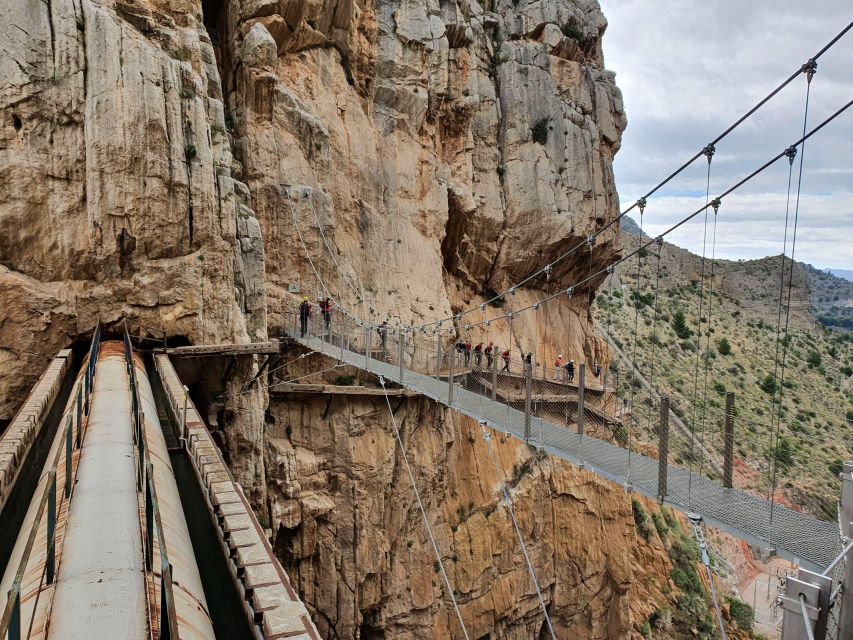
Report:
598,0,853,268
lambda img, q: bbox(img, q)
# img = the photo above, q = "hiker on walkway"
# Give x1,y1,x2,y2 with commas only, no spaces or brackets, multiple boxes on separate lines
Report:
593,361,601,378
299,296,312,337
501,349,511,372
485,342,495,369
464,340,472,366
377,321,388,350
523,351,532,374
554,354,563,381
474,342,483,367
564,359,575,382
319,296,332,331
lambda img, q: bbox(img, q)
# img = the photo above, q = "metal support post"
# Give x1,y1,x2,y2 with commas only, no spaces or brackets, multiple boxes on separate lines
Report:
723,392,735,488
46,471,56,584
448,341,455,405
76,384,83,447
491,346,498,400
145,468,154,572
182,385,189,443
64,416,73,499
780,568,831,640
398,332,405,383
838,461,853,638
658,396,669,501
436,331,442,378
524,359,532,442
577,363,586,435
365,327,372,370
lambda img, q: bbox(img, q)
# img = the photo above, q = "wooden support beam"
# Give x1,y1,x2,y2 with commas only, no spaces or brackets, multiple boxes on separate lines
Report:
158,340,280,357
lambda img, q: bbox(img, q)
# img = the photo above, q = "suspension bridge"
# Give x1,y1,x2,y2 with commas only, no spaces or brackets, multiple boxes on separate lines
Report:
277,19,853,640
0,14,851,640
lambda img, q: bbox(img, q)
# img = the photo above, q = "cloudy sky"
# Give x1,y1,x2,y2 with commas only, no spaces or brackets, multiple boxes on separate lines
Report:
598,0,853,269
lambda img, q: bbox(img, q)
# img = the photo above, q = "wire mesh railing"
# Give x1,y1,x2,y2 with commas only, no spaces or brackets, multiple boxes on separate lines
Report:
0,323,101,640
283,309,840,571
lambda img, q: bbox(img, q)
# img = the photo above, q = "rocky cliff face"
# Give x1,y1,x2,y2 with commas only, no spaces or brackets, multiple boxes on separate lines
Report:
0,0,674,637
265,385,675,639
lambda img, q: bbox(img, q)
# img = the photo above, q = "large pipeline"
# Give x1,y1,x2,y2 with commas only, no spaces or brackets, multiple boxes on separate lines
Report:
1,343,214,639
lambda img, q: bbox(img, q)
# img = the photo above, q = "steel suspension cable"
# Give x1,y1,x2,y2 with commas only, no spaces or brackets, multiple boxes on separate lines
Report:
687,146,715,508
476,421,557,640
307,195,363,303
407,23,853,331
332,92,853,343
378,377,471,640
698,197,720,480
766,146,795,491
626,205,646,485
769,62,817,541
645,238,664,434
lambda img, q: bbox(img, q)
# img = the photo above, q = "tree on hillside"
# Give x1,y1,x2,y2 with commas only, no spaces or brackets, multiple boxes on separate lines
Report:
717,337,732,356
672,310,692,339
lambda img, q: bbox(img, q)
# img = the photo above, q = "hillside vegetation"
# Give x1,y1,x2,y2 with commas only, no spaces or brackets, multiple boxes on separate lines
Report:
596,233,853,518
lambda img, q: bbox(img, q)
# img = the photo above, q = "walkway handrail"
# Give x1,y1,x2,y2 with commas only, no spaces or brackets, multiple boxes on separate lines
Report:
122,325,179,640
0,322,101,640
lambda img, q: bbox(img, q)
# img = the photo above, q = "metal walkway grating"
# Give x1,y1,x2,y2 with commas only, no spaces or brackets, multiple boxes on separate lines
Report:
288,330,839,572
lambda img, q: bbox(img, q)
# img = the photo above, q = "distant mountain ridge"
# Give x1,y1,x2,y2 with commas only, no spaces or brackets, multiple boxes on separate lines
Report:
829,268,853,283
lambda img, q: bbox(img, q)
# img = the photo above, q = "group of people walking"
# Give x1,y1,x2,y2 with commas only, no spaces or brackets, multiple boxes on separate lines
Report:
452,340,601,382
297,296,603,386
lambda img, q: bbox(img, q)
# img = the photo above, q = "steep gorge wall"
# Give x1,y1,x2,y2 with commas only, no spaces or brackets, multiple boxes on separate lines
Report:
266,387,675,639
0,0,267,418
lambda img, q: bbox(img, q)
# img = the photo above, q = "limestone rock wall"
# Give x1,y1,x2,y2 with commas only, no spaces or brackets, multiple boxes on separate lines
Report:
0,0,266,420
266,391,674,639
220,0,624,367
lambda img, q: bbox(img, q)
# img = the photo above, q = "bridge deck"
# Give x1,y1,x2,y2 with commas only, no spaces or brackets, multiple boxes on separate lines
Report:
290,331,839,571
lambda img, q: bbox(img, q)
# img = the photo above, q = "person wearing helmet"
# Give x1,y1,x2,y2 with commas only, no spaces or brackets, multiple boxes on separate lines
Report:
473,342,483,367
564,359,575,382
554,354,563,381
299,296,312,337
320,295,332,330
485,341,495,369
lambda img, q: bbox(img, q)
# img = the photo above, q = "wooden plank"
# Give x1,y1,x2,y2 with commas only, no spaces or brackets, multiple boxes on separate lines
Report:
269,383,419,397
159,340,280,357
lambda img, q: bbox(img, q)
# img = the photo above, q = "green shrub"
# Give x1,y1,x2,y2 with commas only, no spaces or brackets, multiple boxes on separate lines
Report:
725,596,754,631
632,499,655,541
773,436,796,470
807,350,822,368
640,621,651,639
712,381,726,396
830,458,844,476
651,513,668,539
672,310,692,339
672,566,703,595
560,20,584,41
184,143,197,160
334,375,356,386
716,337,732,355
759,374,778,395
531,117,550,145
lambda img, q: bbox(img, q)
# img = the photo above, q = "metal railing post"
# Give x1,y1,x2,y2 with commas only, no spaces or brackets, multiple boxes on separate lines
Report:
8,589,20,640
64,417,73,499
577,363,586,436
723,392,735,488
145,467,153,572
838,461,853,638
524,359,532,442
76,384,83,448
448,341,455,404
398,331,405,383
435,330,442,378
491,345,498,400
365,326,372,370
84,364,90,415
780,568,831,640
46,471,56,584
658,396,669,501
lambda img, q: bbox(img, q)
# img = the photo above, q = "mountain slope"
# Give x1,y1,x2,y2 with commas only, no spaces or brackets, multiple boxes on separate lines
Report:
597,233,853,519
